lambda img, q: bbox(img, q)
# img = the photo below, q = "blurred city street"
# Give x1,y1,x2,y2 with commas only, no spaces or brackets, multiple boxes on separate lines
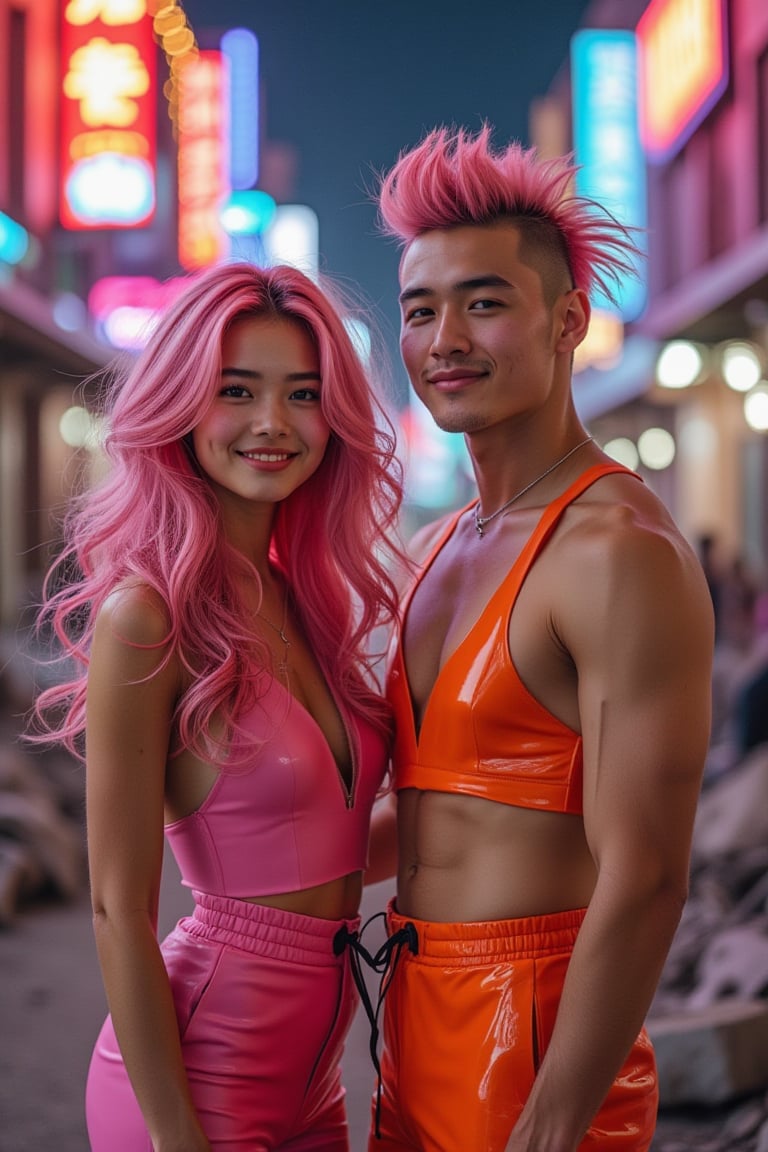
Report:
3,1,768,1150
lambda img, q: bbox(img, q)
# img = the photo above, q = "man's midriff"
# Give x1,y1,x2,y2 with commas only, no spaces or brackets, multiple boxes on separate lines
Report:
397,788,598,923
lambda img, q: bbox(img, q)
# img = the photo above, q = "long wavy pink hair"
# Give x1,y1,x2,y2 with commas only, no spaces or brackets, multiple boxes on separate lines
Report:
33,262,405,763
378,124,640,304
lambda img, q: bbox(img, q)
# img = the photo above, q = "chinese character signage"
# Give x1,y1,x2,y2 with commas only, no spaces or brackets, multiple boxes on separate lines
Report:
60,0,157,229
177,50,230,270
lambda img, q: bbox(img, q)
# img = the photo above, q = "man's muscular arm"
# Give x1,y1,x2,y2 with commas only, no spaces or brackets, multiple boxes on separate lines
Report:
504,505,714,1152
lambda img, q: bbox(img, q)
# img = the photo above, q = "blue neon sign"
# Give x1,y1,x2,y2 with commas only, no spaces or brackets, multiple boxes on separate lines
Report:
571,30,648,322
221,28,259,190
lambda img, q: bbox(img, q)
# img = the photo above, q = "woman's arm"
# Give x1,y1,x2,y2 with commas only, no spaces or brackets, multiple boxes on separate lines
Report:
86,585,211,1152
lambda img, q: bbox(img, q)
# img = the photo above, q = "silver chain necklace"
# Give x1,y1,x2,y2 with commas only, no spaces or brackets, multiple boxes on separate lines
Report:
257,583,291,676
473,436,593,538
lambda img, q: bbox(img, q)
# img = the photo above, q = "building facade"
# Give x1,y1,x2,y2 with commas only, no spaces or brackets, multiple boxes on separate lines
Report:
534,0,768,578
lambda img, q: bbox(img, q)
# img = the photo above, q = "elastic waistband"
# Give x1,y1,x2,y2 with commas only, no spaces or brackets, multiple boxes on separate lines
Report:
182,890,360,965
387,898,586,965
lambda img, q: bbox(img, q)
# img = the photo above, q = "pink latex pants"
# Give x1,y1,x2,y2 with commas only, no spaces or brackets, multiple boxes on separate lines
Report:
86,891,360,1151
369,902,659,1152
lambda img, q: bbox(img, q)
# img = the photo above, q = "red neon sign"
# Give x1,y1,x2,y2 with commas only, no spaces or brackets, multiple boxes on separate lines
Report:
60,1,156,229
177,51,230,271
637,0,728,164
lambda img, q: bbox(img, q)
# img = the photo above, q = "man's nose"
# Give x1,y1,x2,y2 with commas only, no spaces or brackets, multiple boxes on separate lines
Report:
430,309,471,357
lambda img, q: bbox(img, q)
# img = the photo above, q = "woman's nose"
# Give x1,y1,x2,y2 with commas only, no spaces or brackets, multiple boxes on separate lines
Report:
250,396,289,436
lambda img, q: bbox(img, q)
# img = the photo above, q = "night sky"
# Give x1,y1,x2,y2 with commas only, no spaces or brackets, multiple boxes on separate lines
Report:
182,0,592,390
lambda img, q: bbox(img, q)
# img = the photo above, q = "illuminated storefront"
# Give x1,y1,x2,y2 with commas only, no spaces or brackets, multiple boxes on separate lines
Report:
1,0,108,625
534,0,768,568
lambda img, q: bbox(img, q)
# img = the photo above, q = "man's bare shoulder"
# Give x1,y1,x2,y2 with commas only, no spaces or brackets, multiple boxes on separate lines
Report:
566,470,696,562
552,470,713,640
406,508,464,567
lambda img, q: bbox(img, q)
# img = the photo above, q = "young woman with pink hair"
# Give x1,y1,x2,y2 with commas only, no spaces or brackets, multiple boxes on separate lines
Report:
34,261,404,1152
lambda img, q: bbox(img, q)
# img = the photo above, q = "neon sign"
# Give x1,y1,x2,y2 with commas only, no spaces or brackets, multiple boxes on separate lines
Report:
637,0,729,163
571,30,647,321
177,51,231,270
221,29,260,190
60,0,156,229
0,211,30,265
88,274,190,349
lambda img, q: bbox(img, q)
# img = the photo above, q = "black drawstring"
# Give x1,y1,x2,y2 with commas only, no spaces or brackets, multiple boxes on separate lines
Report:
334,912,418,1139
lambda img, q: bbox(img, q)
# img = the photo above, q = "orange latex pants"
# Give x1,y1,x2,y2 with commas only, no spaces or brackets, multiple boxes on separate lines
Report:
368,902,658,1152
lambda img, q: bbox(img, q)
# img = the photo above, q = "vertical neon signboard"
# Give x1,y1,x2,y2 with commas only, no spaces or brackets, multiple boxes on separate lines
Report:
60,0,156,229
571,29,647,322
221,28,259,190
637,0,728,163
177,51,231,270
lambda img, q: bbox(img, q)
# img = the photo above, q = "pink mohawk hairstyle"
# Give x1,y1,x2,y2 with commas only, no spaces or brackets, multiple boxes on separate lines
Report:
32,262,405,764
377,124,640,305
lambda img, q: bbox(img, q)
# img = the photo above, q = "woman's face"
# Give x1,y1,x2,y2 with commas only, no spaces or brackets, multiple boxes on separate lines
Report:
192,314,331,516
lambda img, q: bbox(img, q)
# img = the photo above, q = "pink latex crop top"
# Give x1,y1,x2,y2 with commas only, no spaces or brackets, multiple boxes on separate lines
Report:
164,677,387,898
387,464,637,814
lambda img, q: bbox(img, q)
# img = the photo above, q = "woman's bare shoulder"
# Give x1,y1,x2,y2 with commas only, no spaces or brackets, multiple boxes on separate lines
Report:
96,580,172,648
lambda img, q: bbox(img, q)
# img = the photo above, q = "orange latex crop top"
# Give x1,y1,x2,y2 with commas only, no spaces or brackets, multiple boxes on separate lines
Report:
387,464,637,814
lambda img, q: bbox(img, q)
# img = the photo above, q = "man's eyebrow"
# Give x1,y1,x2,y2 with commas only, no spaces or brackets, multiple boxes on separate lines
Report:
399,275,514,304
220,367,321,381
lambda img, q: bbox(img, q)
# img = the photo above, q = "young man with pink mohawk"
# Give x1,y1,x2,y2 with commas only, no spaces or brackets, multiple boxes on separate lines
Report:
364,126,714,1151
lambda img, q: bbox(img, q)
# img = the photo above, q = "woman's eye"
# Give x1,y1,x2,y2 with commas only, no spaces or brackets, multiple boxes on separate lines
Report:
220,384,250,398
290,388,321,401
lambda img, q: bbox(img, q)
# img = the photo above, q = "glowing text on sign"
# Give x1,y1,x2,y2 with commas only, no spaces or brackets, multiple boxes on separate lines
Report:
60,0,156,229
177,51,231,271
571,29,647,322
637,0,728,163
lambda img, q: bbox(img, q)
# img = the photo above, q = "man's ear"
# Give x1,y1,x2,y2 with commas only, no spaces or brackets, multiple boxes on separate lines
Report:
555,288,591,352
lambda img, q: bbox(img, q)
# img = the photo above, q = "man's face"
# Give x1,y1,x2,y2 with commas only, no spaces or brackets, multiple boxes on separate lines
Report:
398,222,576,436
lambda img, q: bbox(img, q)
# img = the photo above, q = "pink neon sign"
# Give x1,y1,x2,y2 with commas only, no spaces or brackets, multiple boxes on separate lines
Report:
60,1,156,228
177,51,231,270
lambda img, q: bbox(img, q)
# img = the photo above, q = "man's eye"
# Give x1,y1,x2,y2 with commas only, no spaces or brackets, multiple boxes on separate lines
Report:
405,307,433,321
470,299,500,310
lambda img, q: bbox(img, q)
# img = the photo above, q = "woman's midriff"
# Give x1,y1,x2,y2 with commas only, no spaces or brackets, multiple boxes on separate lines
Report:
240,870,364,920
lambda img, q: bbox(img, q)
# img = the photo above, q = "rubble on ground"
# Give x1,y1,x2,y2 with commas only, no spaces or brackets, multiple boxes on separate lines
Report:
0,743,85,927
0,634,86,927
649,743,768,1150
